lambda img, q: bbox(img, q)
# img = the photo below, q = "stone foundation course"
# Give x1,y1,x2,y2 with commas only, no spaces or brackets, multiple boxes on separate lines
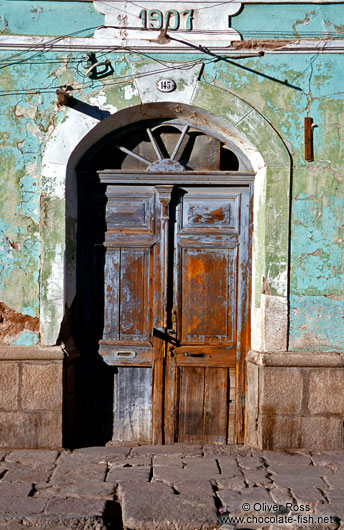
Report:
246,351,344,450
0,347,63,448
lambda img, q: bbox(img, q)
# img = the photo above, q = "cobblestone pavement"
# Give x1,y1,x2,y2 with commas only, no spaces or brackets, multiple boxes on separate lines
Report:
0,445,343,529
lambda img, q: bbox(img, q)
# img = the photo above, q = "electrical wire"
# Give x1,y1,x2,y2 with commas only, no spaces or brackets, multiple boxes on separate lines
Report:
0,26,100,69
0,38,340,98
0,16,342,98
90,24,344,38
0,55,211,96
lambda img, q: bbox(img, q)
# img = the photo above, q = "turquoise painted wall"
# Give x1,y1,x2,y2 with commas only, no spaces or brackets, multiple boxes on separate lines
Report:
0,1,103,36
0,1,343,349
233,4,344,39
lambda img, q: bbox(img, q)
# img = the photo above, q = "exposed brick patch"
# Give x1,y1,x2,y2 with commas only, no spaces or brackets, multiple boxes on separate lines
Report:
0,303,39,345
232,39,292,50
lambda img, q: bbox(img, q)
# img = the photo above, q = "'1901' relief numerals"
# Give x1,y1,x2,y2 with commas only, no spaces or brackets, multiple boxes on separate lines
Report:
139,9,194,31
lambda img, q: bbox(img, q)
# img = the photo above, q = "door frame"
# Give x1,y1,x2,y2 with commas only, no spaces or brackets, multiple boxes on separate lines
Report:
97,170,254,443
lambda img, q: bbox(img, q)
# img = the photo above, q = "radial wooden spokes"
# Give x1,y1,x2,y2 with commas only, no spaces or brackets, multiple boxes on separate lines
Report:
115,124,190,168
170,125,189,160
146,128,163,160
116,145,151,166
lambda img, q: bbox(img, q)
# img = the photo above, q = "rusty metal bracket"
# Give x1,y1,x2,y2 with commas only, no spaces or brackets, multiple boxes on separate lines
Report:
56,88,77,108
304,117,314,162
153,327,179,346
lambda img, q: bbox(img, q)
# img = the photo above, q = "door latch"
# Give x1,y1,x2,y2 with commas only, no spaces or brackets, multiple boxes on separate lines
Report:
153,328,179,346
184,352,205,358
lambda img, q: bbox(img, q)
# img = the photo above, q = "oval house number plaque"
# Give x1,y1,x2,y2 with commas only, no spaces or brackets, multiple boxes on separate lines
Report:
157,79,176,92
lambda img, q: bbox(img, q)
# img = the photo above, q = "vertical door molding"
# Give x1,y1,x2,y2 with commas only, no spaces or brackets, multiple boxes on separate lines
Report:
152,185,174,443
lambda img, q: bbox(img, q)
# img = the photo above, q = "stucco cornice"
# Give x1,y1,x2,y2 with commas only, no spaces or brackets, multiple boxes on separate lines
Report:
0,35,344,53
247,350,344,367
0,346,64,361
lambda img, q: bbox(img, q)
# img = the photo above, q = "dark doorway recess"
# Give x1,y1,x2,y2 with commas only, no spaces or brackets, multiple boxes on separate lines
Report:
72,119,253,447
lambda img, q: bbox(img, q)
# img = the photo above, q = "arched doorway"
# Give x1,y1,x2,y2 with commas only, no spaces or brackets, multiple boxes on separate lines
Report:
74,118,254,445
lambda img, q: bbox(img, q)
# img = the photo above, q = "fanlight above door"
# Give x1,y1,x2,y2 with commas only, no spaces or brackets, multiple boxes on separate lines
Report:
78,120,252,173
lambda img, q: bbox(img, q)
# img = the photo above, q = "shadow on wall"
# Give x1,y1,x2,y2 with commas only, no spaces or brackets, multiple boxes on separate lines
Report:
59,178,115,448
262,408,276,450
261,409,305,450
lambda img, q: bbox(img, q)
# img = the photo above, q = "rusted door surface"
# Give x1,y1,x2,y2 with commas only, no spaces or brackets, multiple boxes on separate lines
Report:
98,182,251,444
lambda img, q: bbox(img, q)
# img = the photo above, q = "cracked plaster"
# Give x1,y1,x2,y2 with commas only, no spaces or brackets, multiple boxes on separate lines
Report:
0,1,342,353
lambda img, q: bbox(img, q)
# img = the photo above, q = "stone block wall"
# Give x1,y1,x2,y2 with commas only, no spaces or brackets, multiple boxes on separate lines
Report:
246,351,344,450
0,346,64,448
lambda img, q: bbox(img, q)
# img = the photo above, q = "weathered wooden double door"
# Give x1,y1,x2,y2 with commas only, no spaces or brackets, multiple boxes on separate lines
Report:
98,175,251,444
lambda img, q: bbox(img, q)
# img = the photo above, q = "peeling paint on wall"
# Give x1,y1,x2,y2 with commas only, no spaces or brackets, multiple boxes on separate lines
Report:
0,302,39,345
289,295,344,351
233,4,344,39
0,1,343,352
291,194,344,295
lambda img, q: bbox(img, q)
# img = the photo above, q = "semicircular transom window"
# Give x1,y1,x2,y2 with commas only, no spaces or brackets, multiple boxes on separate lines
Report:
78,120,252,172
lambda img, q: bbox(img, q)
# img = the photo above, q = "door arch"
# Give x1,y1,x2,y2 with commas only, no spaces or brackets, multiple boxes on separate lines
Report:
75,118,254,444
41,95,290,351
41,91,291,445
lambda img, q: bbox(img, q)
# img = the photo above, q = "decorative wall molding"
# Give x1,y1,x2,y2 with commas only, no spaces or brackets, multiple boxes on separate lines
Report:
93,1,242,45
1,35,344,53
247,350,344,367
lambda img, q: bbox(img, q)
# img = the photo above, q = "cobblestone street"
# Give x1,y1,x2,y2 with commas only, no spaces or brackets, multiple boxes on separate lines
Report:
0,445,343,529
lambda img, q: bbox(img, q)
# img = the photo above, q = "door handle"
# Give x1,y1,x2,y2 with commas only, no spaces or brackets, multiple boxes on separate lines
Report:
184,353,205,358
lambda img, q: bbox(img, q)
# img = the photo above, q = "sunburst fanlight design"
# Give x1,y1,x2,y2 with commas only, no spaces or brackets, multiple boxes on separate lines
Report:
115,124,189,172
78,120,245,173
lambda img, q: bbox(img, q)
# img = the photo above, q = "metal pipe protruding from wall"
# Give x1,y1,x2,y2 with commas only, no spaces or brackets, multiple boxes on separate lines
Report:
56,89,77,108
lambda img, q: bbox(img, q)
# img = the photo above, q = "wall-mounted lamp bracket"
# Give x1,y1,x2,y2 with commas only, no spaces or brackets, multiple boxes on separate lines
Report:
85,52,113,79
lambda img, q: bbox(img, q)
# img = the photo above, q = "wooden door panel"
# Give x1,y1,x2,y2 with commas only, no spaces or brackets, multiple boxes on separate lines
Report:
182,193,240,233
119,248,150,340
103,248,120,340
99,184,174,444
101,185,156,350
102,246,153,343
177,367,229,443
183,199,231,227
203,367,229,441
178,367,204,442
101,244,155,442
106,199,146,227
113,367,152,443
180,247,236,344
105,185,155,233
